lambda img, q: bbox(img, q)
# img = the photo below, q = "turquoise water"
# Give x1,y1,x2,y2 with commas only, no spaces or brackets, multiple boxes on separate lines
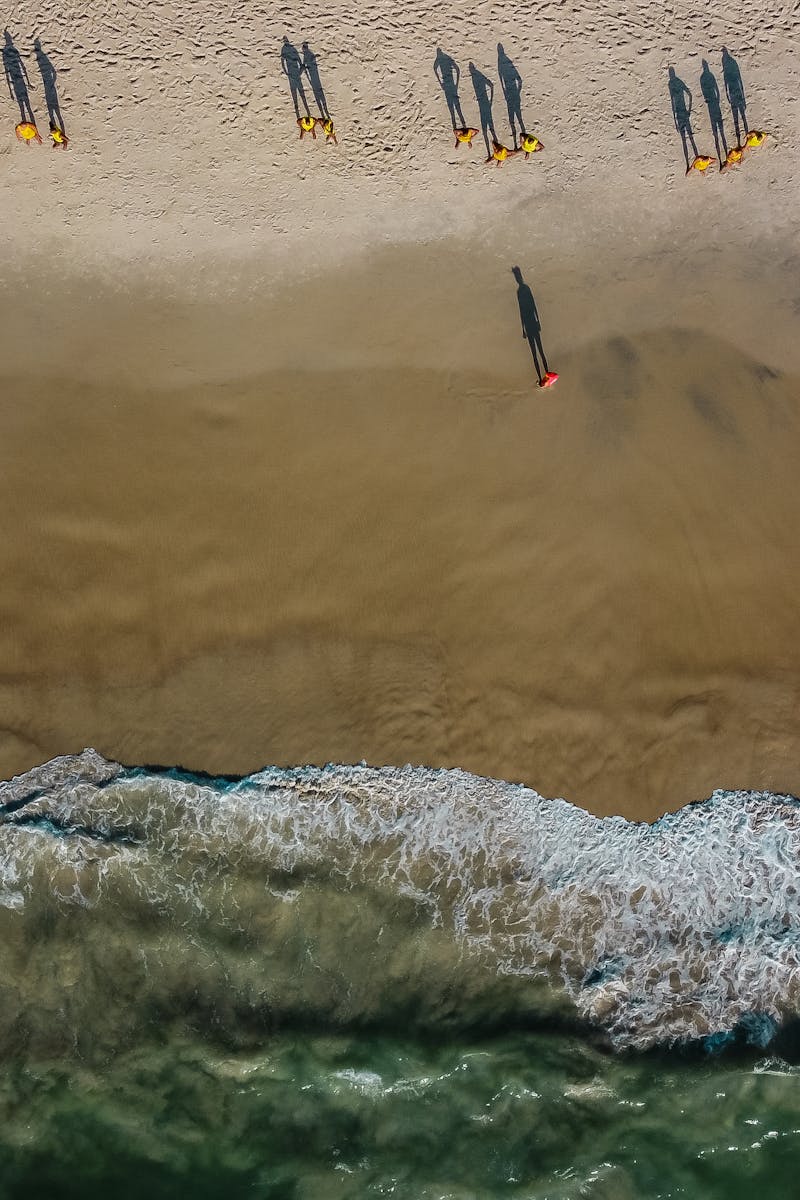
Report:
2,751,800,1197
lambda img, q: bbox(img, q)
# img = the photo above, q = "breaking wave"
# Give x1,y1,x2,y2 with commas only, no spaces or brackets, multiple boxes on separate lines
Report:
2,749,800,1057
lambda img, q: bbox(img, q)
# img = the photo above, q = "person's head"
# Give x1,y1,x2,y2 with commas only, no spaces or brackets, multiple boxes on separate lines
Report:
701,58,709,69
302,41,309,50
4,29,12,46
468,61,476,73
282,35,289,45
511,265,523,284
668,65,676,79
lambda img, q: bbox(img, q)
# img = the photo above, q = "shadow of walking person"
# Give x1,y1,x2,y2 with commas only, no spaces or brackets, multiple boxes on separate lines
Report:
699,58,727,166
497,43,525,148
512,266,557,388
3,29,35,125
469,63,497,157
281,36,309,119
302,42,330,120
667,66,699,170
722,46,748,145
33,37,67,145
433,46,465,131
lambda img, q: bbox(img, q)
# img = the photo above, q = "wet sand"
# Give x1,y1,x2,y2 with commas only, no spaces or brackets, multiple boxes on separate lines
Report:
2,236,799,819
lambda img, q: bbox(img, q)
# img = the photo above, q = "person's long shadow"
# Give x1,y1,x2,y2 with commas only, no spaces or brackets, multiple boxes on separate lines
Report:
3,29,35,124
33,37,66,136
512,266,551,385
667,66,698,169
497,43,525,148
468,62,496,156
281,36,309,118
302,42,330,119
699,58,727,164
433,46,465,130
722,46,748,144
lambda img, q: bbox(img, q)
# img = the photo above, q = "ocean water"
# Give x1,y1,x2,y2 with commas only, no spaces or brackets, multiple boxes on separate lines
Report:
2,750,800,1198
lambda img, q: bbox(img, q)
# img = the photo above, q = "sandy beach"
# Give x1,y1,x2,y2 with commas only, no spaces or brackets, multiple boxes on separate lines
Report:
1,0,799,818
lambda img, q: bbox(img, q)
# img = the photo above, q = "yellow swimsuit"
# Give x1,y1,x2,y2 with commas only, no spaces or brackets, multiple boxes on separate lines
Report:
455,128,475,145
15,122,40,142
492,145,509,162
521,134,542,154
744,130,766,148
51,127,67,145
298,116,316,134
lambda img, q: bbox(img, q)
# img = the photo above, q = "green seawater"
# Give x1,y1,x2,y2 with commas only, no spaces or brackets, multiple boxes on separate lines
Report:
1,1032,798,1199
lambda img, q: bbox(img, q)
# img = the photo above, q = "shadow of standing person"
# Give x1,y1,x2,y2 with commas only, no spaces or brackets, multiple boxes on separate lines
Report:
302,42,330,120
668,66,698,169
3,29,35,124
722,47,748,144
33,37,65,137
699,58,727,165
281,36,309,119
512,266,551,386
497,43,525,148
433,47,465,130
468,63,496,157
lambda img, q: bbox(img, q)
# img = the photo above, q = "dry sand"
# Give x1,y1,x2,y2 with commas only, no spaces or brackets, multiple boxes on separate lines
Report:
1,0,799,817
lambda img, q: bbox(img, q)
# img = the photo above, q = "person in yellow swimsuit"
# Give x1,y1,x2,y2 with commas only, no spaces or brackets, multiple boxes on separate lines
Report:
453,126,478,148
686,153,715,175
317,117,337,144
15,121,42,144
721,144,744,170
50,122,69,149
486,140,520,166
520,132,544,157
297,114,317,139
744,129,767,148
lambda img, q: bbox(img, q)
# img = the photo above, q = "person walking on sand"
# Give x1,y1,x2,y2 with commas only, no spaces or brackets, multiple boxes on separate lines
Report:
668,66,699,171
454,125,478,148
317,116,337,144
434,47,466,131
520,131,543,157
281,36,309,119
722,47,748,145
297,113,316,139
512,265,558,388
3,29,35,125
486,139,520,166
15,120,41,144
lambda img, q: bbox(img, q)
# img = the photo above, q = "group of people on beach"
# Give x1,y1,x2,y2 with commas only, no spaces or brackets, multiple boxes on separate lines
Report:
434,45,545,166
4,29,68,147
281,38,338,146
669,48,766,175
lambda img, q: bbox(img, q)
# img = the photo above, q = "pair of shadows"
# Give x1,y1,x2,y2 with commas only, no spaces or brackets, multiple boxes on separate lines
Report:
434,44,527,155
3,30,66,134
669,48,748,169
280,37,330,120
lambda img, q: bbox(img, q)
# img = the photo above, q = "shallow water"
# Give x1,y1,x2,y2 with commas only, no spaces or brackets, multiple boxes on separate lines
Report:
2,752,800,1195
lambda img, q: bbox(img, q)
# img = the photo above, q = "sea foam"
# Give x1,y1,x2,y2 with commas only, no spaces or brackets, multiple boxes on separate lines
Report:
1,749,799,1053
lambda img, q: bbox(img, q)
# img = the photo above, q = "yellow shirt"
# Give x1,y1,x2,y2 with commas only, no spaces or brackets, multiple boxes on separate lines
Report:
16,122,39,141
